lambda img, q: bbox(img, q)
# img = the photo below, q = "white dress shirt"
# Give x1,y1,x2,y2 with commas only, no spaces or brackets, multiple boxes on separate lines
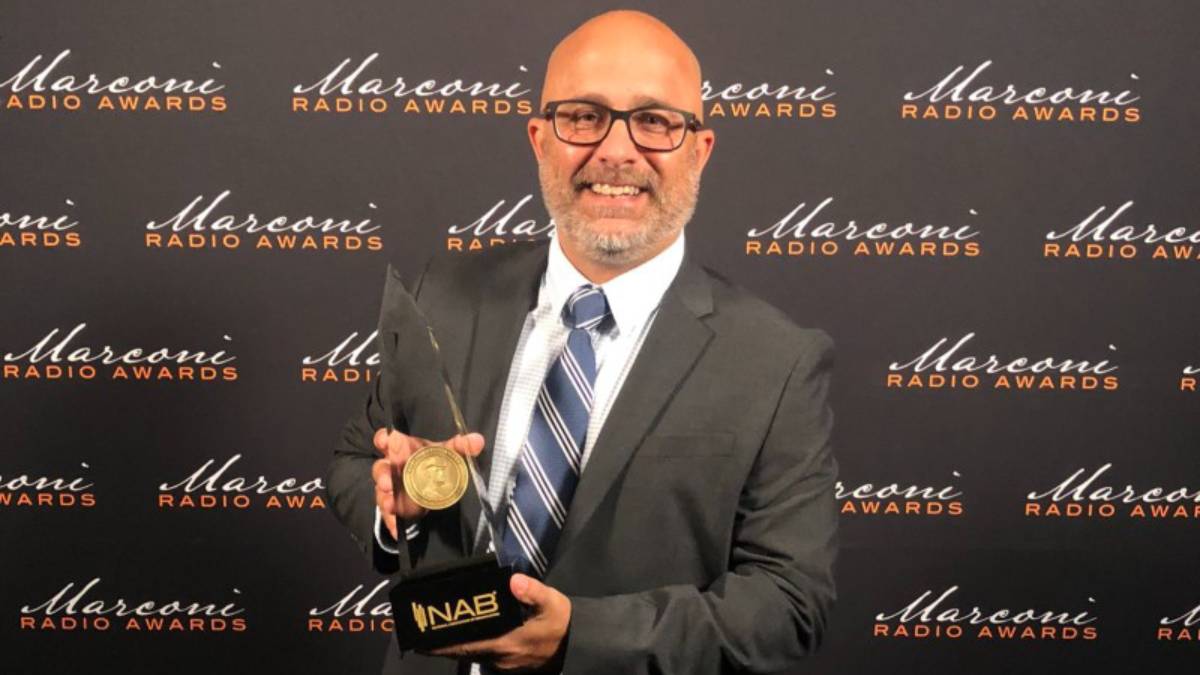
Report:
376,233,685,564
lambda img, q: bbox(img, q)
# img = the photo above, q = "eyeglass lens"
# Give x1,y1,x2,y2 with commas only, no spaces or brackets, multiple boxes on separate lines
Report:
553,102,688,150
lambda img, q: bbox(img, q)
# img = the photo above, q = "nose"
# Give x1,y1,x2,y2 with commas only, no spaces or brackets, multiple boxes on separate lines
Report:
592,117,641,166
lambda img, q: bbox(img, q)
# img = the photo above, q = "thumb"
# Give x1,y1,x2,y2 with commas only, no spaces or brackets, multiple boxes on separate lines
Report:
510,573,550,609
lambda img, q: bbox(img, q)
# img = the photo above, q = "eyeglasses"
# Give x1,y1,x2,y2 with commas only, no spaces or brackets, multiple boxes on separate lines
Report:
542,99,703,152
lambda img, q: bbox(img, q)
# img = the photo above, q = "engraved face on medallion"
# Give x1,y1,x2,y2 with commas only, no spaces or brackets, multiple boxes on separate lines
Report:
420,457,453,499
403,445,469,510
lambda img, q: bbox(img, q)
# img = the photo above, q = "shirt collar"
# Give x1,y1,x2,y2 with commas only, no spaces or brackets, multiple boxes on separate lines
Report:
541,232,686,335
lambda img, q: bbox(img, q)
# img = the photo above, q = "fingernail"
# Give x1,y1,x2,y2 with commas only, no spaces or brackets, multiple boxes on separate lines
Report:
512,574,528,596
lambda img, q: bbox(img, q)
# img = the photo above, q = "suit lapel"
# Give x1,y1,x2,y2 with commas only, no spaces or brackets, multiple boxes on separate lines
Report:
551,257,714,567
456,243,547,549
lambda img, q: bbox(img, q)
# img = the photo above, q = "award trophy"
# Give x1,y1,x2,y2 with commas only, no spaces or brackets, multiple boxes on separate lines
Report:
375,265,524,652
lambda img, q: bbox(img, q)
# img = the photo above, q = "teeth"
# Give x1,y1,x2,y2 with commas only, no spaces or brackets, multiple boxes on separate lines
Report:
589,183,641,196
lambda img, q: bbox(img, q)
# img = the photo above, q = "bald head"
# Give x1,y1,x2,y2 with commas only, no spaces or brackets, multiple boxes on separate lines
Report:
528,10,716,283
541,10,704,121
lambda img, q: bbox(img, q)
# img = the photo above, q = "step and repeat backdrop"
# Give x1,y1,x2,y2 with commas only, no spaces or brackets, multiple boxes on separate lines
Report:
2,1,1197,673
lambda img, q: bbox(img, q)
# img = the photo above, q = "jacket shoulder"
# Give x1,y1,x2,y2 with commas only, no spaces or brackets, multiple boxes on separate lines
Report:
698,265,833,365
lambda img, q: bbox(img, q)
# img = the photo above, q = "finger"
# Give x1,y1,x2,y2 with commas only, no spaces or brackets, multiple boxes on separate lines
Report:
386,431,418,464
373,462,395,517
446,432,486,458
372,459,394,494
510,573,551,610
373,428,389,454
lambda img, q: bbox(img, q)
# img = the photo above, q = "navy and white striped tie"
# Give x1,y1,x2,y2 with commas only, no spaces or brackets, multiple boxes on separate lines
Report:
500,285,610,577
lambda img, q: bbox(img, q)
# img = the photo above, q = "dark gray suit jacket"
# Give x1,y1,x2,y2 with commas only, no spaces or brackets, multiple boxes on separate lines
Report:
327,241,838,674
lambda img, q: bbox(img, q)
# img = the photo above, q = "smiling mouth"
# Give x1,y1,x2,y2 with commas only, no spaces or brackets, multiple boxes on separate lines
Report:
578,181,648,197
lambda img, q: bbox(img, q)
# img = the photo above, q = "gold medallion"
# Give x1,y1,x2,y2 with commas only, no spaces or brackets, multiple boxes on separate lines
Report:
403,445,469,510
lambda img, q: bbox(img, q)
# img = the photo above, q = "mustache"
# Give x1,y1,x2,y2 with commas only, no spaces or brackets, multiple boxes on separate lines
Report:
571,167,657,192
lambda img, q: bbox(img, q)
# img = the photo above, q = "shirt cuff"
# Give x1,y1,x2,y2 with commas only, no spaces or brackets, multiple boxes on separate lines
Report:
374,507,420,555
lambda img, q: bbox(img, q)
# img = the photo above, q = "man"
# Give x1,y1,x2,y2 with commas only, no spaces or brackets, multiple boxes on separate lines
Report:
327,10,837,674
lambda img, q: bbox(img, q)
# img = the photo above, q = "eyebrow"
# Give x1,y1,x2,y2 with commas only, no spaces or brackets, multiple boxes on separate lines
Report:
572,92,673,109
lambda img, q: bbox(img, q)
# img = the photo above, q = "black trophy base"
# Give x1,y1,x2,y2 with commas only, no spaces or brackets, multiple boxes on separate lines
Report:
389,553,525,651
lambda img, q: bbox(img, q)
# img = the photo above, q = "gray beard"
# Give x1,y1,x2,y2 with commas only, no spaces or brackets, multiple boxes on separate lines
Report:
539,162,700,268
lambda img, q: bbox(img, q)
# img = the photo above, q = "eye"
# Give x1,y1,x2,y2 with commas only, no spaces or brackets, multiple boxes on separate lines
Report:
635,111,669,128
634,109,684,135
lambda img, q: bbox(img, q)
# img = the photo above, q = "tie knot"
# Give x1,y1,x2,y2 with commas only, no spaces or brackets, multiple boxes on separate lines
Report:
563,285,610,330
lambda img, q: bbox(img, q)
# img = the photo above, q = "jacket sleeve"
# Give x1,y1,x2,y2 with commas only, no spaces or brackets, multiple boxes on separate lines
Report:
564,331,838,674
325,262,433,576
325,369,411,575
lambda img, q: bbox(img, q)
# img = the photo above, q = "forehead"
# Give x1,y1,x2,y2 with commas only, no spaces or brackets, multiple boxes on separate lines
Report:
544,40,697,112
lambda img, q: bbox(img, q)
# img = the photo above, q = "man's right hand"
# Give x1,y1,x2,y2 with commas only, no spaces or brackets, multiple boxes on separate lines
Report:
371,428,485,540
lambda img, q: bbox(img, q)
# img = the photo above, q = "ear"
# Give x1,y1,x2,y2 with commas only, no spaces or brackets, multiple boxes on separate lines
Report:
527,117,548,161
692,128,716,173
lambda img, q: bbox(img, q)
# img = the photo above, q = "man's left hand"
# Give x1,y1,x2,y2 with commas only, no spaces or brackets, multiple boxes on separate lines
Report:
426,573,571,672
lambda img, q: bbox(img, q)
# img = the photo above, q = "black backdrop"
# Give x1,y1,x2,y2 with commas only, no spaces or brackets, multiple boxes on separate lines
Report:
2,1,1198,673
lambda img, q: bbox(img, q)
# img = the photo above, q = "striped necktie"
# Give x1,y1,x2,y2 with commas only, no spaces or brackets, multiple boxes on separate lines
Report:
499,284,610,577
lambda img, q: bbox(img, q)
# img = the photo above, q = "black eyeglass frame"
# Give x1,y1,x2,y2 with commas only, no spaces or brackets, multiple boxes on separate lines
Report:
541,99,704,152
